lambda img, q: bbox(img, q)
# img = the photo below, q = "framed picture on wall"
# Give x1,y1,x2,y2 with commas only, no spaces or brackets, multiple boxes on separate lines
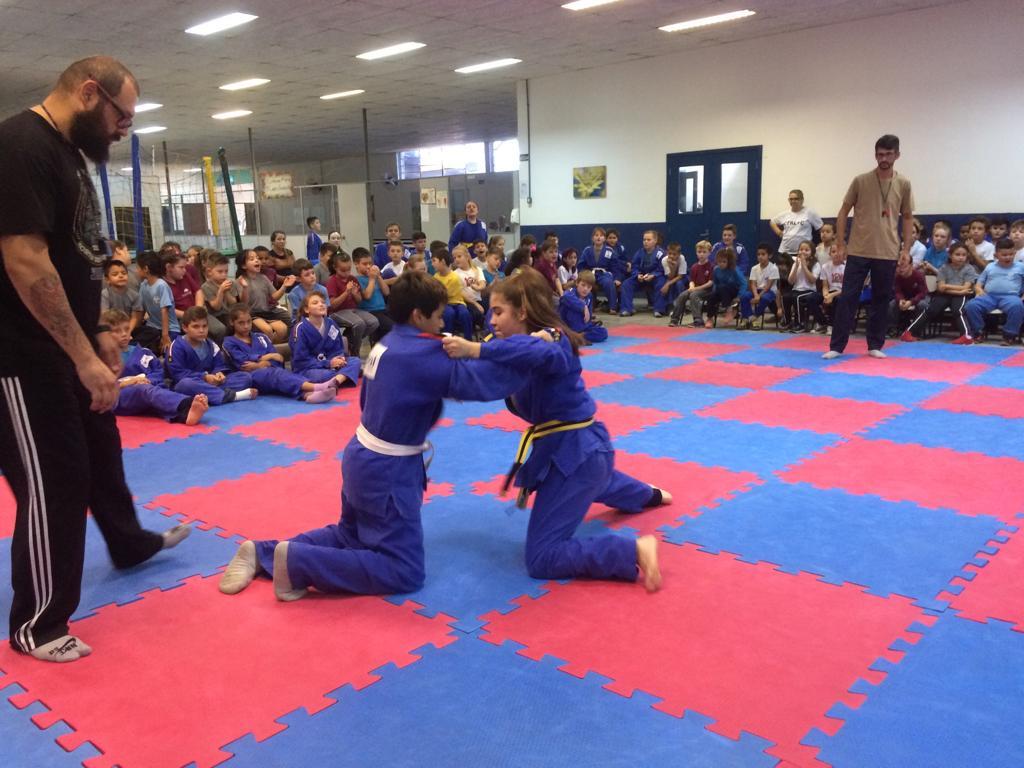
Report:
573,165,607,199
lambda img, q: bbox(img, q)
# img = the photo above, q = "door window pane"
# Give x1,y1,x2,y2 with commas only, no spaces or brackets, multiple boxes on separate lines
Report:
720,162,748,213
677,165,704,214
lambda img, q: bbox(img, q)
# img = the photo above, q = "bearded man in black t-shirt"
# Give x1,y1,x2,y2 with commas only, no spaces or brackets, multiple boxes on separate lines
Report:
0,56,190,663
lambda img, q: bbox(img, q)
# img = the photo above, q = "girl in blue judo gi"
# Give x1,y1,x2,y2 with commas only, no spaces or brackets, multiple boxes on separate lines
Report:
219,271,561,600
443,267,671,591
288,293,361,388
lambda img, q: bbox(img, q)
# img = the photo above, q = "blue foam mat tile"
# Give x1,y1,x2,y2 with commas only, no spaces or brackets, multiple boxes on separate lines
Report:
806,614,1024,768
716,347,849,370
381,494,554,633
123,431,317,502
684,328,787,345
862,408,1024,460
440,398,509,424
966,365,1024,389
427,424,522,485
0,684,103,767
219,633,778,768
592,378,749,412
660,481,1007,612
884,341,1019,364
0,507,240,639
770,370,951,405
615,415,839,475
582,351,685,376
194,390,352,429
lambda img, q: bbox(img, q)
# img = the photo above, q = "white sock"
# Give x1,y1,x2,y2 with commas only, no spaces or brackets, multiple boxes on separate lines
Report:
30,635,91,663
161,523,191,549
219,540,259,594
234,388,258,401
303,388,335,404
273,542,307,601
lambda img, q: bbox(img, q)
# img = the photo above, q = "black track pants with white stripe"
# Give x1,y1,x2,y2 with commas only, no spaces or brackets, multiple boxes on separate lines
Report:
0,359,163,653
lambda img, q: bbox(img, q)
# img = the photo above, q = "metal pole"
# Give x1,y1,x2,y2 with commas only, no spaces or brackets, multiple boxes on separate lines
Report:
362,107,374,230
162,140,173,233
217,147,244,254
248,127,262,235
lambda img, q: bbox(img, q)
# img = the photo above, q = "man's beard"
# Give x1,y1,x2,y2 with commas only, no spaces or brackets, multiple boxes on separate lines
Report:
69,103,114,164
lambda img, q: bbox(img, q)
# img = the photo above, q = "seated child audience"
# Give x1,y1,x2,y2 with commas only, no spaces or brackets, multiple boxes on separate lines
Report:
314,240,338,286
580,227,626,313
255,245,281,288
559,270,607,344
921,222,951,276
433,248,474,339
1010,219,1024,263
286,257,329,322
621,230,666,316
888,253,929,335
453,245,487,329
104,309,209,425
711,224,751,276
965,238,1024,345
819,243,846,330
740,244,780,328
660,243,687,309
471,239,489,271
102,259,142,331
327,250,380,352
407,253,428,273
815,223,836,266
965,216,995,269
908,217,927,266
605,228,627,262
374,222,410,268
108,239,140,289
235,248,294,343
164,250,221,341
669,239,713,327
902,241,977,343
989,216,1010,242
167,306,258,405
504,246,533,276
784,241,827,333
136,249,179,353
558,248,579,292
184,244,204,284
222,304,342,403
289,294,362,385
482,246,506,287
533,239,563,297
199,250,237,341
355,249,394,339
704,247,745,328
381,240,408,285
409,231,432,274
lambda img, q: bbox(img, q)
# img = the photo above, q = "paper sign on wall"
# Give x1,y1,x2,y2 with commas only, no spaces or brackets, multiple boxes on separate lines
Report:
435,190,448,208
260,172,294,199
420,188,436,205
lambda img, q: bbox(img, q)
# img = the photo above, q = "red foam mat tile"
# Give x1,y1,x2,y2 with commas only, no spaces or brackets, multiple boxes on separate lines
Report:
920,384,1024,419
778,437,1024,522
825,356,990,384
766,334,875,355
147,455,452,541
1002,350,1024,367
0,575,455,768
480,544,928,767
696,390,906,436
611,324,703,340
470,453,760,537
648,360,808,389
229,400,362,453
468,402,680,439
116,416,216,450
943,527,1024,632
620,339,746,360
0,480,14,538
581,369,632,389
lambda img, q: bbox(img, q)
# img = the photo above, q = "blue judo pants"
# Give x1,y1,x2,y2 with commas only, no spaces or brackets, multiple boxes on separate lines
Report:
443,304,474,339
254,444,426,595
294,355,361,387
114,384,190,421
524,449,652,582
173,371,253,405
965,293,1024,339
620,274,668,314
581,323,609,344
250,366,304,398
594,270,619,312
740,289,776,319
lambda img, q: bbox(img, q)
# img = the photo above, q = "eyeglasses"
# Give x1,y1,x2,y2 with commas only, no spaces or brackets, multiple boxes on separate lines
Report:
88,78,133,128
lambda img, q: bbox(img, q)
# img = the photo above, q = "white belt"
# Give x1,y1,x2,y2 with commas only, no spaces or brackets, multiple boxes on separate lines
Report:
356,424,430,457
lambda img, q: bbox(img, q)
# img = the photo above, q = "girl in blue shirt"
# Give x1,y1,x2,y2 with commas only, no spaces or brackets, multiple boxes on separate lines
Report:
704,248,746,328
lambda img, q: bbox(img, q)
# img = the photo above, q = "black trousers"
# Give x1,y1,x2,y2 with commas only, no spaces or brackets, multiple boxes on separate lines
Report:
830,255,898,353
0,353,162,653
906,294,970,338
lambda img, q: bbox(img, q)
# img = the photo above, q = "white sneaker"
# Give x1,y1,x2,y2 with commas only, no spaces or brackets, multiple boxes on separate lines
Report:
822,350,841,360
867,349,887,359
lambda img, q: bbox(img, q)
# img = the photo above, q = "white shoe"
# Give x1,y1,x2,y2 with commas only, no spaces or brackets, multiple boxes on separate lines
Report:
867,349,887,359
822,350,841,360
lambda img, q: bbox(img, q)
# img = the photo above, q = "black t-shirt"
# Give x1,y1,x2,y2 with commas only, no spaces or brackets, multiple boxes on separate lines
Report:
0,110,107,356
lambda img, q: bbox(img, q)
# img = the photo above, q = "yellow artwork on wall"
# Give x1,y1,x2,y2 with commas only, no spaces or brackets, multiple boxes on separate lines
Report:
573,165,607,199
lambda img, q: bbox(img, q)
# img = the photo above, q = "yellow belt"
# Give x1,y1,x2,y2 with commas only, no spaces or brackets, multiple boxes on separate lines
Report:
503,418,595,506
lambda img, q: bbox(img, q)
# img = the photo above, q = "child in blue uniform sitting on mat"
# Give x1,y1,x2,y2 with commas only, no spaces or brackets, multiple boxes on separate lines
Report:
289,293,362,387
219,271,550,600
620,230,667,317
559,270,607,344
223,304,344,403
103,309,210,425
443,267,671,591
167,306,258,406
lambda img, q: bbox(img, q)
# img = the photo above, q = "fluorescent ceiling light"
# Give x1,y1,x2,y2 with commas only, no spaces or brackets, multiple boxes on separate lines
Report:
119,167,133,172
562,0,619,10
356,42,425,61
133,126,166,134
184,167,202,172
135,102,162,113
455,58,522,74
186,12,258,36
220,78,270,91
659,9,756,32
212,110,252,120
320,89,365,100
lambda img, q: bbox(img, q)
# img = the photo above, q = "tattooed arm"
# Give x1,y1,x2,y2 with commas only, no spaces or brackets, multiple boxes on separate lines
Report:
1,233,117,411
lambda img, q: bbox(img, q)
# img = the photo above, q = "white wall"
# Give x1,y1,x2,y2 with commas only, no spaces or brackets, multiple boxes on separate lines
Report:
518,0,1024,225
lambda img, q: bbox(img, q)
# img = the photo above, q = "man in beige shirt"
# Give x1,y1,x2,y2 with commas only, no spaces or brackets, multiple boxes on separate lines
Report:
825,135,914,359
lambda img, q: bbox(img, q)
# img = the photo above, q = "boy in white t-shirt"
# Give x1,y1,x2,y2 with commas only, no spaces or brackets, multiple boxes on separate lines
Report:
380,240,408,285
1010,219,1024,263
965,216,995,269
819,243,846,332
740,244,780,329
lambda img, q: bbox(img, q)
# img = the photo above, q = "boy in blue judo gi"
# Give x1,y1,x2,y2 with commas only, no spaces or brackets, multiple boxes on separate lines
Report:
558,271,608,344
166,306,258,405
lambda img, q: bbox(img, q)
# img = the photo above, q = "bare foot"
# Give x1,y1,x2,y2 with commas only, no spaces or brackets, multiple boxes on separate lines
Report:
703,320,714,329
185,394,209,425
636,535,662,593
